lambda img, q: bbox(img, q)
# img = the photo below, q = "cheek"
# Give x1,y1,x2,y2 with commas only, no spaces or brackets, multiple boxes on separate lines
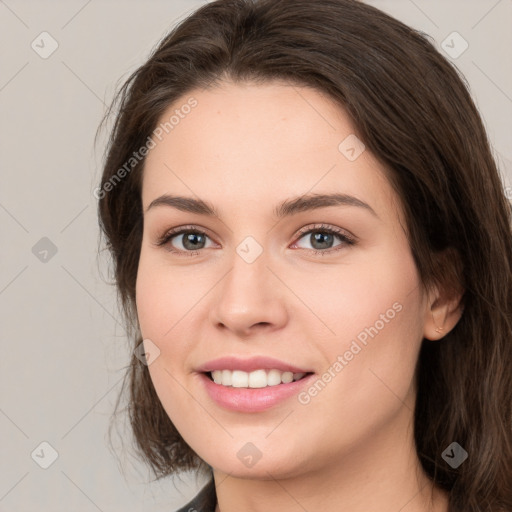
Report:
134,251,205,434
313,258,423,421
291,244,425,414
135,247,215,395
286,243,422,350
135,248,203,341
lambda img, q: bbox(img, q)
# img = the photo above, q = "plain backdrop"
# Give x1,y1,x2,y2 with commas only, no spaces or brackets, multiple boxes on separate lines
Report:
1,1,511,510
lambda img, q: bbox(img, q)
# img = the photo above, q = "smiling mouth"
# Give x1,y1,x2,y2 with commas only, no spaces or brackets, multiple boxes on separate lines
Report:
204,369,313,388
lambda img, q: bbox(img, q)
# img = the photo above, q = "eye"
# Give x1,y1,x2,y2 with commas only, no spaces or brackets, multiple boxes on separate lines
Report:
155,223,356,256
156,226,214,255
291,224,356,254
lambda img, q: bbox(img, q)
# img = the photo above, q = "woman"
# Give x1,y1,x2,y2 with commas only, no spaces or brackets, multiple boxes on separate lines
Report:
97,0,512,511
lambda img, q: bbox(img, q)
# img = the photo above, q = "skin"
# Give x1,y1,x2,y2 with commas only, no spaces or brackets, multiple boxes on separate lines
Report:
135,80,463,512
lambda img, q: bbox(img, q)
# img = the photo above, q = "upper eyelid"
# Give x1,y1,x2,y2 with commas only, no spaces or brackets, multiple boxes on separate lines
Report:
159,224,213,238
294,223,355,240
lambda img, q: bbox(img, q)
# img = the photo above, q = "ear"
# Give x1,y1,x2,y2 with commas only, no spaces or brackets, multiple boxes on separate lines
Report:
422,248,465,341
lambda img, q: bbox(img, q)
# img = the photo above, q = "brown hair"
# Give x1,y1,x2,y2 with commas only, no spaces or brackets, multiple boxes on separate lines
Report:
97,1,512,510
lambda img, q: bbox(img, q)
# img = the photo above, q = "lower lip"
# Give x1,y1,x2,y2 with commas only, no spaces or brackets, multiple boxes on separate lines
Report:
199,372,315,412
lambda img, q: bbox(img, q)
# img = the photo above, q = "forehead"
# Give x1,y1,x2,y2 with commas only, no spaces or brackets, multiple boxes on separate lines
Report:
147,80,352,161
141,80,399,222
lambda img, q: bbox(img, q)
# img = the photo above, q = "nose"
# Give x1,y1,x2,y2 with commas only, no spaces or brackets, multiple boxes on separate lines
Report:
209,249,289,338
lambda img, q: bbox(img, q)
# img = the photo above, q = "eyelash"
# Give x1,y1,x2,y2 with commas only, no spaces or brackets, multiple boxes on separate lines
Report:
155,223,356,257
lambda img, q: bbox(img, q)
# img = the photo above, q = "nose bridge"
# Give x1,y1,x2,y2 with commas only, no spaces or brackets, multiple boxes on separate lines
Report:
210,241,288,334
220,246,272,311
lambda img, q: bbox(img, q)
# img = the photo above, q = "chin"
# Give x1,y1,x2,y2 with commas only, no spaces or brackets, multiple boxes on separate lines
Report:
197,441,311,480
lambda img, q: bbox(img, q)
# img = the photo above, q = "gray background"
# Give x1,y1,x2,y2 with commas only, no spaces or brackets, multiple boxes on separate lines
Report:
1,1,511,511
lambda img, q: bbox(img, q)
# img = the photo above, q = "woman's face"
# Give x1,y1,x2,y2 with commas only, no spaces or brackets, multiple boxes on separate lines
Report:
136,80,434,478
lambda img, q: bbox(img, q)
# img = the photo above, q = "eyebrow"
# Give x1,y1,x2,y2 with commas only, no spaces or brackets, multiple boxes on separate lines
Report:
146,193,378,219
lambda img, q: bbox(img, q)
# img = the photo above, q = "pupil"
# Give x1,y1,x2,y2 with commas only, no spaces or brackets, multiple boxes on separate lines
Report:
311,232,333,250
183,232,205,250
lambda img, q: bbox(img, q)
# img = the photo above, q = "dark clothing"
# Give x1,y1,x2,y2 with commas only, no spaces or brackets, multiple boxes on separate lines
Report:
175,479,217,512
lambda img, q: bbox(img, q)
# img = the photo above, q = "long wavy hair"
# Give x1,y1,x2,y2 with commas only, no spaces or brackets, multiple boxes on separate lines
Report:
97,1,512,510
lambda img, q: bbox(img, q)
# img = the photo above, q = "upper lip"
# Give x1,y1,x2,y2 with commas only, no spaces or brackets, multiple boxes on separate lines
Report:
197,356,312,374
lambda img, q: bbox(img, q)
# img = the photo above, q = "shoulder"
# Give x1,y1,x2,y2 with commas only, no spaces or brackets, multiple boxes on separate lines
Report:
174,479,217,512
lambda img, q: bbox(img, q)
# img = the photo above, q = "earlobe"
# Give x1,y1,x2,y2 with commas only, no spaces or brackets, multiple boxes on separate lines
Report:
423,289,465,341
429,307,447,339
433,310,445,335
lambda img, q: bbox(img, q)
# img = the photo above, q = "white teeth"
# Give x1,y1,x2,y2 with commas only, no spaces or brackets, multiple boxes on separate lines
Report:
231,370,248,388
209,369,308,388
266,369,282,386
221,369,232,386
248,369,267,388
281,371,293,383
